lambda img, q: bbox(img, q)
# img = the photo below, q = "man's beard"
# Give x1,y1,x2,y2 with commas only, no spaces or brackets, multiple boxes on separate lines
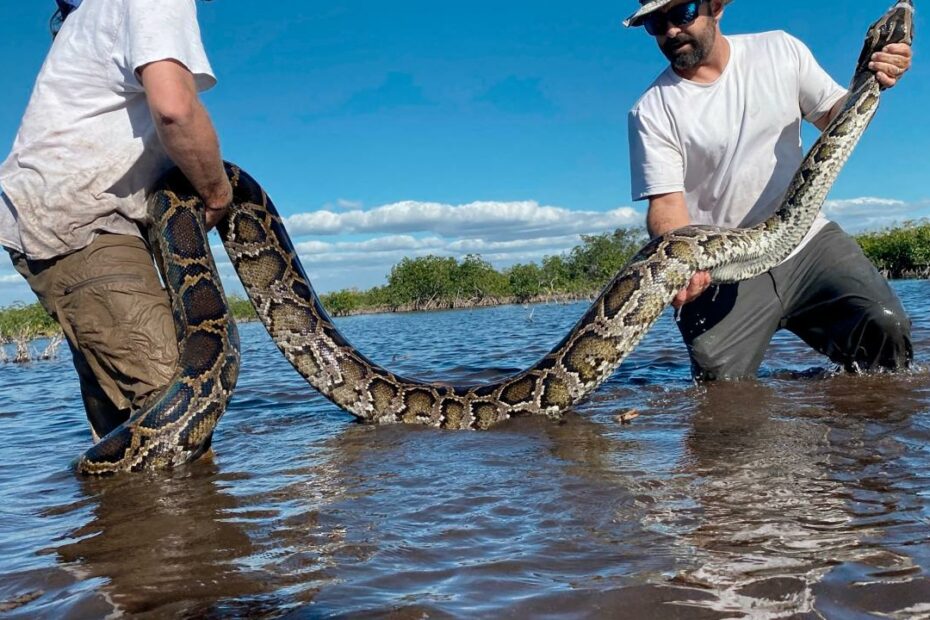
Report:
661,29,714,70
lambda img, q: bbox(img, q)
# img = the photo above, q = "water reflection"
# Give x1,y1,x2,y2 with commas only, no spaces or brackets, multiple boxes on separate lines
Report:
50,417,370,616
53,462,267,616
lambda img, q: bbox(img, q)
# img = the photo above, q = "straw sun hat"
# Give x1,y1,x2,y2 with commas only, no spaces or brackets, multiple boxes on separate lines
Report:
623,0,734,28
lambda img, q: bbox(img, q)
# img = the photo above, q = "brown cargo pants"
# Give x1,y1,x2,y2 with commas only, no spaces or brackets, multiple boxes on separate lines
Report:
8,233,178,441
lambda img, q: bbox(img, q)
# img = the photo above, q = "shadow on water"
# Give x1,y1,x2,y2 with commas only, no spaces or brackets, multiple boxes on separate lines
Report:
0,281,928,617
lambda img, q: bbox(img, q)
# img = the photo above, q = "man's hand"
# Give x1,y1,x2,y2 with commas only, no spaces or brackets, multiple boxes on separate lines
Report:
870,43,912,88
204,198,232,230
196,168,233,230
672,271,711,309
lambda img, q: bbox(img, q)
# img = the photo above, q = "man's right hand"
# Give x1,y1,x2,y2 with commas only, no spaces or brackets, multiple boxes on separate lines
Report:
672,271,711,308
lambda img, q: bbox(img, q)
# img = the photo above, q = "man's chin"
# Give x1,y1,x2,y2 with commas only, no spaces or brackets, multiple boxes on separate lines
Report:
671,53,702,71
664,43,707,71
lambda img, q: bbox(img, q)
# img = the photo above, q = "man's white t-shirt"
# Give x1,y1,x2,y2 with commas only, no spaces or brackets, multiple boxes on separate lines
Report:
0,0,216,259
628,31,847,259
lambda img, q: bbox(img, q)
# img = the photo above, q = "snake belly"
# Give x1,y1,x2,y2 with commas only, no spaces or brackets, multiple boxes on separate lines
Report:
74,0,913,473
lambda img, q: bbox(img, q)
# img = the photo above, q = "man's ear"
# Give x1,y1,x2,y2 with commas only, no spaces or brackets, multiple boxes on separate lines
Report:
711,0,725,21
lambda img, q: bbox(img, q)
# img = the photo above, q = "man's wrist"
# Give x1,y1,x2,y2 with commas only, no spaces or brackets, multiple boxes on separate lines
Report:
203,180,234,211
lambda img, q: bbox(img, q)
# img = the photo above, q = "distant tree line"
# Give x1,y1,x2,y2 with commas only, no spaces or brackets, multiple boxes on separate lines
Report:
318,228,647,315
2,221,929,340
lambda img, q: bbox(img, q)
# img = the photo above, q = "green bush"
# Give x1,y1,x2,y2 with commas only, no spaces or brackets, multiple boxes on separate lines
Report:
227,294,257,321
452,254,510,300
388,255,458,308
507,263,544,301
855,220,930,277
566,228,646,290
0,302,58,341
321,288,366,316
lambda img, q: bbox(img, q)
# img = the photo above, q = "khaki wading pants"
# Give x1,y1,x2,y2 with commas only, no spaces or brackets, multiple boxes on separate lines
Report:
8,233,178,441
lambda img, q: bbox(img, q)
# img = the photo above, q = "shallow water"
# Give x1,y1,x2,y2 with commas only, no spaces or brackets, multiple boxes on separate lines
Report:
1,281,929,618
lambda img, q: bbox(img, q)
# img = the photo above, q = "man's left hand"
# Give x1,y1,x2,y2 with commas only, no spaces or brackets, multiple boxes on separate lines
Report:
870,43,912,88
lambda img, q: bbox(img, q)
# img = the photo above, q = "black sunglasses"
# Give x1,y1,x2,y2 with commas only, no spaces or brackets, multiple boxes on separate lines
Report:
643,0,706,36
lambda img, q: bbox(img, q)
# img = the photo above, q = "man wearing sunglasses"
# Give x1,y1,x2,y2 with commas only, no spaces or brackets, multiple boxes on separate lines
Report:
625,0,913,379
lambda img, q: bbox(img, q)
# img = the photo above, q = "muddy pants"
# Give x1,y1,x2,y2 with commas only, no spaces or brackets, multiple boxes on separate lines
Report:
678,222,912,380
8,233,178,440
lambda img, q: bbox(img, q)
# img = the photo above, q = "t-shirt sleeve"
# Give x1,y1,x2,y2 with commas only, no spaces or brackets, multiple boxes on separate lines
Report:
787,33,847,123
628,106,684,201
123,0,216,92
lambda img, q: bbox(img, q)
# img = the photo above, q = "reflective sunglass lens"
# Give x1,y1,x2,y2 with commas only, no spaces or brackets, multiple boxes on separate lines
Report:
642,0,701,36
670,1,700,24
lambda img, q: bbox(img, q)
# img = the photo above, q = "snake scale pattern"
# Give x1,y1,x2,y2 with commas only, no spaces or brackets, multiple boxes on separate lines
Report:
75,0,914,474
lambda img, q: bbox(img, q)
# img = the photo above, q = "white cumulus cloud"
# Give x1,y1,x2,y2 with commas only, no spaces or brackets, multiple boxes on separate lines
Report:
824,197,929,232
284,200,640,241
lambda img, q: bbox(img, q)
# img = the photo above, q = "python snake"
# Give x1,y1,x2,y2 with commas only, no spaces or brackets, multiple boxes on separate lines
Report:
75,0,914,474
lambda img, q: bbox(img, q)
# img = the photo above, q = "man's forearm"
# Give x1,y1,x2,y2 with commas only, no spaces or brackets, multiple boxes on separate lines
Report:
152,99,231,210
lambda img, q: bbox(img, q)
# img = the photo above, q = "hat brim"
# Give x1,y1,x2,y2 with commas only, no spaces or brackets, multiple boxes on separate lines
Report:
623,0,733,28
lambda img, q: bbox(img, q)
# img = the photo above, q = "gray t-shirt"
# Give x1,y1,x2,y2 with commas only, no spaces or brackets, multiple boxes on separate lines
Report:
0,0,216,259
628,31,847,259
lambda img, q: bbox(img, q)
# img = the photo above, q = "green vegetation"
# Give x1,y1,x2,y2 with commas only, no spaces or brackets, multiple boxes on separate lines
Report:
0,302,63,363
854,220,930,278
227,294,258,321
315,228,647,315
2,222,928,338
0,302,58,341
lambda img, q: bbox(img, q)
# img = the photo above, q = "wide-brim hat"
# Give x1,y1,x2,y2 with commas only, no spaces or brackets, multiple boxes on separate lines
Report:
623,0,734,28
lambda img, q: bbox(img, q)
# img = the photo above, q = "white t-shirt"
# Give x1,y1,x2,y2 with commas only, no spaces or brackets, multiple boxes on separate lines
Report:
628,31,847,258
0,0,216,259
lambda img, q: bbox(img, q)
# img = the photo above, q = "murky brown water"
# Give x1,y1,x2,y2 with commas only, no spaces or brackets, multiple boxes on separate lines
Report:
1,280,929,618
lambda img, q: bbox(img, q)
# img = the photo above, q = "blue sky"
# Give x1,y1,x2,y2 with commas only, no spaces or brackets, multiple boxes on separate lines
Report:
1,0,928,306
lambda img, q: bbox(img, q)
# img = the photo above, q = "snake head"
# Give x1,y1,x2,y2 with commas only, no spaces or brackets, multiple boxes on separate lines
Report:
882,1,915,47
856,1,915,78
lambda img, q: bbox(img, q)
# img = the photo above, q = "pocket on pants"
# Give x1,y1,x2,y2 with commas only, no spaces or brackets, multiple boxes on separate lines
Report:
57,273,178,411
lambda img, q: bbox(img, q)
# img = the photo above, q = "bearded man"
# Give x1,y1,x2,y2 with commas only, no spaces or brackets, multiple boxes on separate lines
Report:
625,0,914,380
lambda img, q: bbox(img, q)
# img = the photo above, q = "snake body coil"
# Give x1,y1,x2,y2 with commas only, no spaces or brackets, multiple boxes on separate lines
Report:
75,0,914,474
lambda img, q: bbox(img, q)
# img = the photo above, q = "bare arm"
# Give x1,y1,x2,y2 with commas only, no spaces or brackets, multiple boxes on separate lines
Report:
139,59,232,228
647,191,690,238
646,192,711,308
